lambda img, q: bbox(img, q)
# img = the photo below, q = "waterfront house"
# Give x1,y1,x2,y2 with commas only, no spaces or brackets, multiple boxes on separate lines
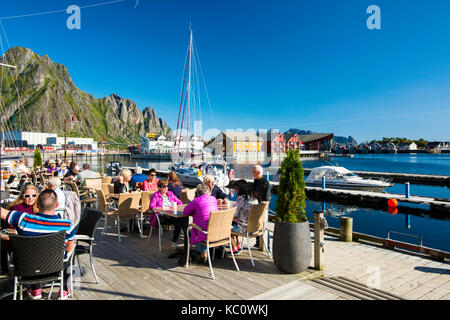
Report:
258,129,286,156
426,141,449,150
357,143,370,154
369,142,382,153
284,133,303,151
333,143,346,154
210,131,264,160
298,133,333,151
397,142,417,151
381,142,397,153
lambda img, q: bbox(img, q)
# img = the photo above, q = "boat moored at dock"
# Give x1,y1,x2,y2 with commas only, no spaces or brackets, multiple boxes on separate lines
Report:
305,166,393,191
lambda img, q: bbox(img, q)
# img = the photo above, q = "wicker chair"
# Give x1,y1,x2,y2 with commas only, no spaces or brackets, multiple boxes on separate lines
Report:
39,172,49,187
82,178,102,192
105,192,141,243
102,177,113,184
107,184,115,195
64,181,97,208
137,191,156,239
231,201,271,267
145,191,163,251
74,207,103,286
180,188,196,204
101,183,111,198
31,170,38,185
186,207,239,280
96,189,118,237
9,231,66,300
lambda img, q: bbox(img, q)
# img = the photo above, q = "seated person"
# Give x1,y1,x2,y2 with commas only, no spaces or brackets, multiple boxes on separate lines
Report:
2,185,39,274
56,159,62,168
230,180,258,254
114,168,133,194
141,168,159,191
63,164,81,185
167,171,184,198
45,177,66,216
56,163,69,177
0,189,75,300
46,160,58,176
203,174,228,206
131,167,148,189
167,171,185,246
17,159,31,177
148,180,183,248
7,185,39,226
76,163,99,186
183,183,219,263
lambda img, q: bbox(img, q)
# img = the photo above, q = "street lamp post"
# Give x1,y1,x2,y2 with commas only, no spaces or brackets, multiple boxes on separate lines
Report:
64,114,78,162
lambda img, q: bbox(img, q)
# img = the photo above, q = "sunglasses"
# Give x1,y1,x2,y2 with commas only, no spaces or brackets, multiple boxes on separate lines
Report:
24,194,37,199
150,174,157,177
160,186,168,188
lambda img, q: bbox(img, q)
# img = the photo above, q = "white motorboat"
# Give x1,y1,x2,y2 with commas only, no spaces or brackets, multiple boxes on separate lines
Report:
305,166,393,191
106,161,122,172
170,161,234,192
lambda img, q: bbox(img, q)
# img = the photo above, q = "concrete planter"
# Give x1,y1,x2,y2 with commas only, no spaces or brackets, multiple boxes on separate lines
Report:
273,220,311,274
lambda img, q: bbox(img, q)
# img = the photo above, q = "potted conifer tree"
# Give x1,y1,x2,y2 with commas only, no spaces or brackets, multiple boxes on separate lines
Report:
33,148,42,170
272,149,311,273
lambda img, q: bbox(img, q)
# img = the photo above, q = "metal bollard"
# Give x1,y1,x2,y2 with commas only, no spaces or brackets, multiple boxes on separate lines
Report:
405,182,410,199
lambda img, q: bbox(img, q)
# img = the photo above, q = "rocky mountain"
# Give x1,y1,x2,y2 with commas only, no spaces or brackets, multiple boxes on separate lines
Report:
0,47,171,143
333,135,358,146
284,128,316,136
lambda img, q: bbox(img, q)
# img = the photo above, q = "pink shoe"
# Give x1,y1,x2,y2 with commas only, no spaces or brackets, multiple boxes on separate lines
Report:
59,289,70,300
27,288,42,300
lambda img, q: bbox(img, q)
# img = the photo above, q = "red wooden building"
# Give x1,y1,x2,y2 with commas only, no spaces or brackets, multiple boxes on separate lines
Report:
298,134,334,151
284,133,304,151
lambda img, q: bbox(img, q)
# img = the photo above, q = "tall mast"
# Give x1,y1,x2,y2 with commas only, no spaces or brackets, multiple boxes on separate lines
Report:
186,28,193,155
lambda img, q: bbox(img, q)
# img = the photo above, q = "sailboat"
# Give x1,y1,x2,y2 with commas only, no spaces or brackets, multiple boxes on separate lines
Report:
170,28,233,191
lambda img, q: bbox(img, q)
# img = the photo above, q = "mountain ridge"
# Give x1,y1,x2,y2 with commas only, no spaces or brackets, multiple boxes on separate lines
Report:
0,47,172,144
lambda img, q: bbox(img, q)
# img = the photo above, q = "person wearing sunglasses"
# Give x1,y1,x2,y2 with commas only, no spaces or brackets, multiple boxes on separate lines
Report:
142,168,159,191
2,183,39,275
8,184,39,216
148,179,183,248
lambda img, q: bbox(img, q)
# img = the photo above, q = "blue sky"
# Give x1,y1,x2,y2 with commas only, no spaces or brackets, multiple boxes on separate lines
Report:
1,0,450,142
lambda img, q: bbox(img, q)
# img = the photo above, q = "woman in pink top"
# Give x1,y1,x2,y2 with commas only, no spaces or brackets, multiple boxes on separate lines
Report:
183,184,219,262
141,168,159,191
148,180,183,229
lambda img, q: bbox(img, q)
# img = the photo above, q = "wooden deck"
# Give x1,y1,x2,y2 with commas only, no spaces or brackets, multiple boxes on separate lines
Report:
69,224,326,300
2,221,449,300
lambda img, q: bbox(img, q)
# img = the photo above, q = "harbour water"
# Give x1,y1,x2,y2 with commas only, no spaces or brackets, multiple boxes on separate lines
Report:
79,153,450,252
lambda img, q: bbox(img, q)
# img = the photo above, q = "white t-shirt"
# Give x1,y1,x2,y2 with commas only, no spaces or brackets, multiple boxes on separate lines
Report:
54,188,66,211
17,164,30,175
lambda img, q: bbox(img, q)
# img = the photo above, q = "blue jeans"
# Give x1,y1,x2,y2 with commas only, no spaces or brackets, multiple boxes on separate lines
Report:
195,243,207,253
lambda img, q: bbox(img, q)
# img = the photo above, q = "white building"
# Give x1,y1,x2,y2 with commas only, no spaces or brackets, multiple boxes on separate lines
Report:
397,142,417,151
46,137,95,146
0,131,57,146
1,131,98,150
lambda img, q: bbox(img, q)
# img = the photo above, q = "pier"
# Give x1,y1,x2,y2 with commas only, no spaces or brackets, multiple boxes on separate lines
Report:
303,168,450,186
304,187,450,214
2,220,448,300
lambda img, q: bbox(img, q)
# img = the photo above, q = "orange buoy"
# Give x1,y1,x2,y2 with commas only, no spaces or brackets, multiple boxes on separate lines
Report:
387,198,398,208
388,207,398,215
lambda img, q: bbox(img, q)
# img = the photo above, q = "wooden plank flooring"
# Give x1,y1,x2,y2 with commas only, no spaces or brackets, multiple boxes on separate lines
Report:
70,224,324,300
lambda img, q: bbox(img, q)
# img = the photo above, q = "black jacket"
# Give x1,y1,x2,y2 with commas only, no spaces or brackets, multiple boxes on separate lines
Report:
210,184,227,200
252,177,271,203
114,180,131,194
